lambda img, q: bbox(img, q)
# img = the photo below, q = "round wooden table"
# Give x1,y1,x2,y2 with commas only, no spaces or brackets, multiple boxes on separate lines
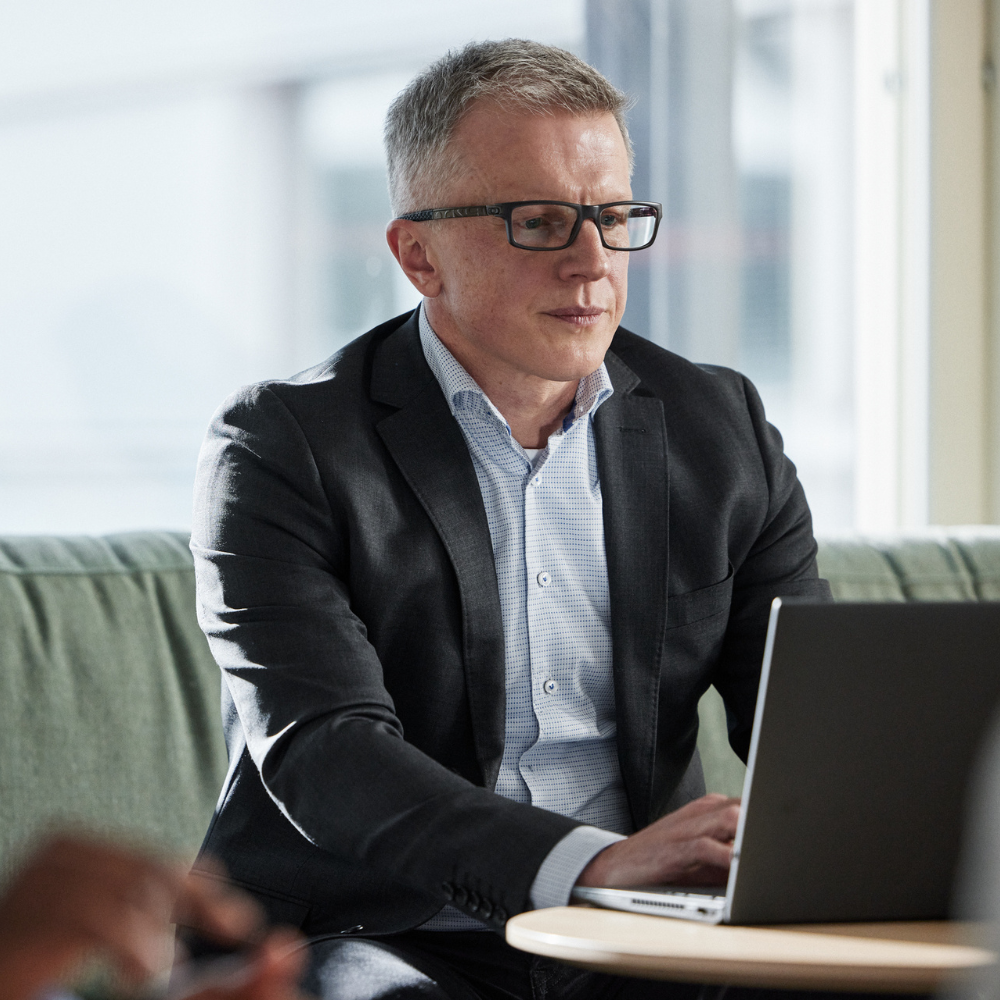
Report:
506,907,996,992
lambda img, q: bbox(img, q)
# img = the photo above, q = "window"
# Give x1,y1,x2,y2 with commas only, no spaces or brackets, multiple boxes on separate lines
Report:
588,0,854,532
5,0,956,538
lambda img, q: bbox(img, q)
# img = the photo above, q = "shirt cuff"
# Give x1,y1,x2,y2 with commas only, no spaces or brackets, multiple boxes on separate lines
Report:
529,826,626,910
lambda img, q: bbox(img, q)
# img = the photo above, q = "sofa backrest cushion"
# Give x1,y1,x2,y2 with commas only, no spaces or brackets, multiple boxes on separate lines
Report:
818,530,1000,602
0,532,227,881
696,528,1000,797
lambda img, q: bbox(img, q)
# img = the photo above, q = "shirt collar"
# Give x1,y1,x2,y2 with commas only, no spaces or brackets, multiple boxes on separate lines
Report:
418,305,614,431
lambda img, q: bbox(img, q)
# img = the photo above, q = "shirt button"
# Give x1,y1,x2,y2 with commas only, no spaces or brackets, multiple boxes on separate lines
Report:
536,571,551,587
543,678,558,695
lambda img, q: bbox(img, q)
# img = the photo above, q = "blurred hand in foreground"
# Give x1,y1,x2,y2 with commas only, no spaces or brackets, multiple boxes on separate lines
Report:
0,834,305,1000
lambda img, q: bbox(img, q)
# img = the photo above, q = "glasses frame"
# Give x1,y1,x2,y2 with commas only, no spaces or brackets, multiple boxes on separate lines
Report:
396,200,663,252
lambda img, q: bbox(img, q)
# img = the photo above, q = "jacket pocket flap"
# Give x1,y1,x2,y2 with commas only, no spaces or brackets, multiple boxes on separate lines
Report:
666,565,735,629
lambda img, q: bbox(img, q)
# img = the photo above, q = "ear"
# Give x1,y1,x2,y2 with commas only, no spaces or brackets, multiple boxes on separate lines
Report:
386,220,443,297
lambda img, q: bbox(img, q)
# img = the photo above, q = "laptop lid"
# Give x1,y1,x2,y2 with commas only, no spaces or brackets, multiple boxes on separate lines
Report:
725,598,1000,924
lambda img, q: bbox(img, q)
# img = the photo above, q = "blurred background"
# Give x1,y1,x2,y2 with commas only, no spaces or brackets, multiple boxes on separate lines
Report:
0,0,995,538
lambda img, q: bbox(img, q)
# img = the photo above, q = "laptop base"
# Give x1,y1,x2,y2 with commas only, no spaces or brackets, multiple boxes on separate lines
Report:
571,885,726,923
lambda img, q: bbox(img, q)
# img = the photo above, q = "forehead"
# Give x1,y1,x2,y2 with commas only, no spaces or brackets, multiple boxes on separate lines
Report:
444,101,632,204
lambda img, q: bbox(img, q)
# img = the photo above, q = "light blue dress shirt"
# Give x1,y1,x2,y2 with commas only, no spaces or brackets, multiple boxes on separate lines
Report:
417,307,628,930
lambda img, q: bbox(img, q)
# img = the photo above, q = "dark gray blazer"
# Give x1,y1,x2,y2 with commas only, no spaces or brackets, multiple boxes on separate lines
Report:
191,310,830,938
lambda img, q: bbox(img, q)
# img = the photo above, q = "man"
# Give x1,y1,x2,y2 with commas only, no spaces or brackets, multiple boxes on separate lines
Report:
190,39,829,999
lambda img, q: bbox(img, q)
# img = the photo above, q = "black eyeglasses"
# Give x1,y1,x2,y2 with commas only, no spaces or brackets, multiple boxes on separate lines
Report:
396,200,662,251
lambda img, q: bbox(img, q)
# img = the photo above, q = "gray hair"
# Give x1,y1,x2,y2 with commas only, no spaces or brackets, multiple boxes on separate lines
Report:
384,39,634,215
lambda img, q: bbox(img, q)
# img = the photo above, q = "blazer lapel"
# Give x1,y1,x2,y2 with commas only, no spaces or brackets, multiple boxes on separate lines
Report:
594,349,669,828
371,317,506,789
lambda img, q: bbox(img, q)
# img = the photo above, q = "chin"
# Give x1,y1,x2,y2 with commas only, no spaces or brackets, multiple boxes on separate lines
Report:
534,331,615,376
535,355,609,383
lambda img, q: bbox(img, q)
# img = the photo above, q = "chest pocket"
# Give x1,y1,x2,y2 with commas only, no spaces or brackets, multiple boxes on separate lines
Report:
665,564,735,630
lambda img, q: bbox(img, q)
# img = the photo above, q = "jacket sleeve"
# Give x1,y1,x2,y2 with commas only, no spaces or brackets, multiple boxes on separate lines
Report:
712,375,832,762
191,384,579,924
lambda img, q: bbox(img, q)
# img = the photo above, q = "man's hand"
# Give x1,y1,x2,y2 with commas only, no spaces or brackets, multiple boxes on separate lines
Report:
0,834,304,1000
171,929,305,1000
576,794,741,889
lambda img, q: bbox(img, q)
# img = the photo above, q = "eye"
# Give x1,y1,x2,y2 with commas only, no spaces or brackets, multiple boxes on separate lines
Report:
524,216,546,230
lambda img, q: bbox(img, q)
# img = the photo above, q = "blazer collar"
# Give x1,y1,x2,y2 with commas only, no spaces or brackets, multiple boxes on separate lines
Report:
594,349,669,828
370,311,437,408
372,313,507,789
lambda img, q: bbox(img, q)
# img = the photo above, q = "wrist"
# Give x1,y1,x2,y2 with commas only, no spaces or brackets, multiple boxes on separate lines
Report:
575,841,618,888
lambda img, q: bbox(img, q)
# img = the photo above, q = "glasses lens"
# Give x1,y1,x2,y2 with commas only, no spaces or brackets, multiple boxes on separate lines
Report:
509,203,579,248
609,204,658,249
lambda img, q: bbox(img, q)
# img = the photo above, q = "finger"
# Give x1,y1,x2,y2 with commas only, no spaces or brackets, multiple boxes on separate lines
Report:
688,802,741,842
79,879,180,984
184,929,306,1000
175,870,264,946
691,793,736,807
251,928,307,984
658,801,741,844
670,795,741,820
39,838,183,947
671,834,734,875
643,796,738,838
669,793,733,811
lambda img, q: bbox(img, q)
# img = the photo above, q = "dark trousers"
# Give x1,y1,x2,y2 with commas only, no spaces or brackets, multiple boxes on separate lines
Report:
303,929,929,1000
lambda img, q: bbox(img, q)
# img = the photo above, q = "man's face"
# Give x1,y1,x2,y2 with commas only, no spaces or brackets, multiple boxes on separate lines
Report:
401,101,632,385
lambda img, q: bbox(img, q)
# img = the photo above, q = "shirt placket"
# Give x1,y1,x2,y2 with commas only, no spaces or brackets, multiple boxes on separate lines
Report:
518,424,575,806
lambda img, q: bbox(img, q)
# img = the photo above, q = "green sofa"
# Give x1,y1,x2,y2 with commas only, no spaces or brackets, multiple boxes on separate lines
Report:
0,533,227,882
3,527,1000,884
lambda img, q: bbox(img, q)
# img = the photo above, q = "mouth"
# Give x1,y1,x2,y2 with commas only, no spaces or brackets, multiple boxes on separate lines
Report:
544,306,607,327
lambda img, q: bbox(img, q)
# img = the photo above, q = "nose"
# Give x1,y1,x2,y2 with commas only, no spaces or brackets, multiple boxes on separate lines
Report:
557,216,612,282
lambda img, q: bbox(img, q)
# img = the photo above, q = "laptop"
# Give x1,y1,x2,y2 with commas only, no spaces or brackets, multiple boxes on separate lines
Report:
573,598,1000,924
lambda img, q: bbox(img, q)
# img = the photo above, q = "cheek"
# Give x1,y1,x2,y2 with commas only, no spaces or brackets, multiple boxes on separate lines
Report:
611,259,629,314
448,234,518,302
612,256,629,291
460,253,541,317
